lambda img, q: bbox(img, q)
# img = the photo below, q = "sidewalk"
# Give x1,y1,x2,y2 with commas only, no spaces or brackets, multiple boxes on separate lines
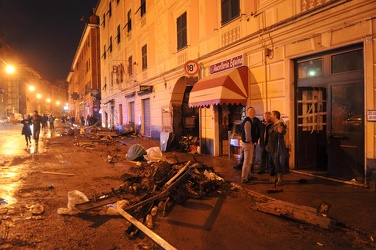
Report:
144,144,376,236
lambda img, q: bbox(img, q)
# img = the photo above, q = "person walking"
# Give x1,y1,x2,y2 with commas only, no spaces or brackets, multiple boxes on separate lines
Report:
241,107,259,183
31,110,43,146
48,114,55,130
42,114,48,131
21,114,32,147
257,112,273,174
266,110,288,185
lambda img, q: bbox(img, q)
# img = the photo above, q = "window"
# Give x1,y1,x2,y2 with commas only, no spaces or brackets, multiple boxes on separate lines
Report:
128,56,133,76
117,0,120,5
103,45,107,59
109,36,113,52
221,0,240,25
142,45,147,70
177,12,187,50
117,25,121,44
141,0,146,17
102,13,106,27
331,49,363,74
127,10,132,32
297,59,322,79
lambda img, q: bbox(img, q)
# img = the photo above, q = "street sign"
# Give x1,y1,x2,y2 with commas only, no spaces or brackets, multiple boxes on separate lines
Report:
184,60,199,76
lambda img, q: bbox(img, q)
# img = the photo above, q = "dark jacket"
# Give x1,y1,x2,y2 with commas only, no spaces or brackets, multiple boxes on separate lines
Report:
31,114,42,131
21,118,32,136
259,120,273,147
241,117,260,144
266,120,287,154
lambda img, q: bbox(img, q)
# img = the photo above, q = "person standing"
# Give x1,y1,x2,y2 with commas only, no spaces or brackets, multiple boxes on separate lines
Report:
257,112,273,174
31,110,43,146
241,107,258,183
266,110,287,185
21,114,32,147
80,115,85,126
86,114,91,126
233,113,260,171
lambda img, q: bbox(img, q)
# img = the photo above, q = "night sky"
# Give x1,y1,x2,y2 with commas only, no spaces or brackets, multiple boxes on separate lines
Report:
0,0,98,81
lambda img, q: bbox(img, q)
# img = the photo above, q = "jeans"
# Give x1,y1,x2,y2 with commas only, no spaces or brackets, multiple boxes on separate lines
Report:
241,143,255,180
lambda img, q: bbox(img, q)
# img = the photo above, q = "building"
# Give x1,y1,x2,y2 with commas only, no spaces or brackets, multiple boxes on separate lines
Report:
67,14,101,125
85,0,376,184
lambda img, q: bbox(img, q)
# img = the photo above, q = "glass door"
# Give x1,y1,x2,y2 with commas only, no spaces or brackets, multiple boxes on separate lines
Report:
328,83,364,181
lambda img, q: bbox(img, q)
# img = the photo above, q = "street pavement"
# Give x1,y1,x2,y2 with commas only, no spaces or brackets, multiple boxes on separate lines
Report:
132,138,376,238
1,121,375,241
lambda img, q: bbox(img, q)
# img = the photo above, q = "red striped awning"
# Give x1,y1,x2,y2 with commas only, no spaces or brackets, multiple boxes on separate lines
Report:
188,66,249,108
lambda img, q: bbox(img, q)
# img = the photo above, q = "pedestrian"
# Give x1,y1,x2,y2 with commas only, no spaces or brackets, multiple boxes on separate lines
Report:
42,114,48,131
241,107,259,183
86,114,91,126
69,116,75,126
257,112,273,174
21,114,32,147
31,110,43,146
234,111,260,172
266,110,288,185
80,115,85,126
48,114,55,130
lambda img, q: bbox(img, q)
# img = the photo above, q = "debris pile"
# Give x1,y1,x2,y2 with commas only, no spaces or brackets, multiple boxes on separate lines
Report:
58,159,225,238
178,135,199,153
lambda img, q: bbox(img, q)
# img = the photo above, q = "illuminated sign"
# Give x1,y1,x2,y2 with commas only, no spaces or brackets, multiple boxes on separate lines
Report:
209,54,244,74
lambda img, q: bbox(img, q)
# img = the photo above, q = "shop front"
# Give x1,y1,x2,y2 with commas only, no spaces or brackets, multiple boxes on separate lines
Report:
189,65,250,156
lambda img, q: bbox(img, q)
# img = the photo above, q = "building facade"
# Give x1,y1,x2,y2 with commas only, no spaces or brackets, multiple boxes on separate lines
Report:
67,15,101,125
87,0,376,184
0,39,66,118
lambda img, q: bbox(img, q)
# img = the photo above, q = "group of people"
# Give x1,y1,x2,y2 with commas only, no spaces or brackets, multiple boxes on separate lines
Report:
21,110,55,147
79,114,97,126
235,107,288,186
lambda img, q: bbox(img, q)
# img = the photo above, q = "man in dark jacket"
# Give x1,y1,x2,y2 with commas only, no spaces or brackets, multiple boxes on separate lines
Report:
257,112,273,174
31,110,43,146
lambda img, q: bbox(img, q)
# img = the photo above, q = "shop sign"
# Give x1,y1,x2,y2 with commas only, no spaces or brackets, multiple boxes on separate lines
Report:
139,85,153,92
209,54,244,74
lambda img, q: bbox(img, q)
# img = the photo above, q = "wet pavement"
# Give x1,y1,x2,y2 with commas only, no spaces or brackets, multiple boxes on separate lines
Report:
0,123,52,205
1,121,375,241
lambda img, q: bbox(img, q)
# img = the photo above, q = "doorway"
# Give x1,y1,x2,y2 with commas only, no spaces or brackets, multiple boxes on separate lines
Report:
295,44,364,181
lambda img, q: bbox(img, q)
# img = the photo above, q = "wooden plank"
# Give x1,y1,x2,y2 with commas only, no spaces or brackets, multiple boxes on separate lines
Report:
40,171,74,176
255,199,335,229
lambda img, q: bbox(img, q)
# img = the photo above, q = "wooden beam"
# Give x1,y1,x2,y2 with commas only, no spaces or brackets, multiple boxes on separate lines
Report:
255,199,336,229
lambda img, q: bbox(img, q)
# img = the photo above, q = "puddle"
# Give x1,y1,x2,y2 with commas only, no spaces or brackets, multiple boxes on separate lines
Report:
0,165,27,205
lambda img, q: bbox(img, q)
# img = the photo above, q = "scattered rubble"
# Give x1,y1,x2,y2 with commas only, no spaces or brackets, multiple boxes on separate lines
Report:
58,158,225,240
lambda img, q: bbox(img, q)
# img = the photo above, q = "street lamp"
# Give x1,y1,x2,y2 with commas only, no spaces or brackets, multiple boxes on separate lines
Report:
0,58,15,74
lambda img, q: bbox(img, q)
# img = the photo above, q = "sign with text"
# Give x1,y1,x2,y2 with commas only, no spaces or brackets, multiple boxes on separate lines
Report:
139,85,153,92
209,54,244,74
184,60,199,76
367,110,376,122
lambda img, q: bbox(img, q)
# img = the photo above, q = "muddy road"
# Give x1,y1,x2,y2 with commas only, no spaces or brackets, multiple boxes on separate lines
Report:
0,122,374,249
